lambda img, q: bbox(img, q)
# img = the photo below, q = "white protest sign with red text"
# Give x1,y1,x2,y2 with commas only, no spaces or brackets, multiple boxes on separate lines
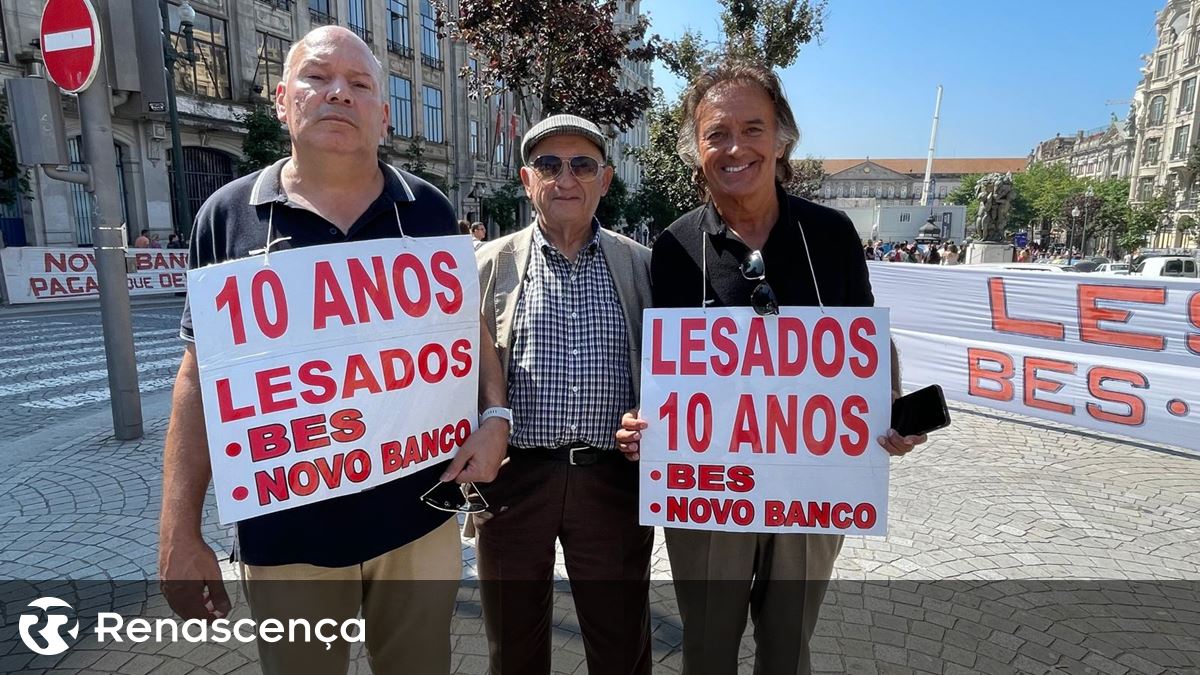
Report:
188,237,479,524
40,0,102,93
639,308,893,536
870,264,1200,454
0,247,189,303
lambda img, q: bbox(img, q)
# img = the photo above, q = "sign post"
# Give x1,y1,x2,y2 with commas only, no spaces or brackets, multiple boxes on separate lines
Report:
40,0,143,440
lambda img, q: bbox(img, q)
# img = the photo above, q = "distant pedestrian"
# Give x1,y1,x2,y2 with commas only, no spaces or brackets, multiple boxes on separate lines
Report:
470,221,487,250
134,229,150,248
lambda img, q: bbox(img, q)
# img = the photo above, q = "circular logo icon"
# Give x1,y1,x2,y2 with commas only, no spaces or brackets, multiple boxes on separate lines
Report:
18,597,80,656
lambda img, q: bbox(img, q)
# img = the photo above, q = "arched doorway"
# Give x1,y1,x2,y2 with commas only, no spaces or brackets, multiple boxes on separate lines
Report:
168,147,236,236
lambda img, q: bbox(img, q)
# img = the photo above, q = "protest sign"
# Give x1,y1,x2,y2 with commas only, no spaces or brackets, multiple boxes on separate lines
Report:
188,236,479,523
639,308,893,535
870,264,1200,454
0,247,188,303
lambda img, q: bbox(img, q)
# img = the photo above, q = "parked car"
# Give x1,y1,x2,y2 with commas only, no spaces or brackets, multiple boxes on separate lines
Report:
1132,256,1198,278
1095,262,1131,275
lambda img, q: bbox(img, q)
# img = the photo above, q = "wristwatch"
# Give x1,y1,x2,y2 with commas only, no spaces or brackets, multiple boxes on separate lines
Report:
480,406,513,434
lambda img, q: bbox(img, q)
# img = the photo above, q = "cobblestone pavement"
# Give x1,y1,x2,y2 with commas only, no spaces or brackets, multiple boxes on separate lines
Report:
0,305,1197,674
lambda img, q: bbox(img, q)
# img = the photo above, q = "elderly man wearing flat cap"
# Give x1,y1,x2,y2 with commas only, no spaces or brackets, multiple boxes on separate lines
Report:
470,114,653,674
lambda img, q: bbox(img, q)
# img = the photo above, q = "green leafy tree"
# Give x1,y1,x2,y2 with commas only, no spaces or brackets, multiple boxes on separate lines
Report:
236,104,289,176
784,156,825,200
1122,194,1167,251
481,179,525,235
596,173,629,228
631,0,827,233
0,98,32,205
1010,163,1080,237
945,172,982,223
443,0,656,132
401,137,449,194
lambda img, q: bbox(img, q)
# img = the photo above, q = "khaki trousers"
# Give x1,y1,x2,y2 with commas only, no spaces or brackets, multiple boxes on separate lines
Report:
240,517,461,675
665,529,843,675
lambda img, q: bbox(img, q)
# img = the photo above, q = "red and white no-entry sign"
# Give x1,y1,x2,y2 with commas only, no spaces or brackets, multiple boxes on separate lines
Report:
39,0,102,93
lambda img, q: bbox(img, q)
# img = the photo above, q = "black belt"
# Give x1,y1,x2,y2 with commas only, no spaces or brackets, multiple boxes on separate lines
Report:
507,442,622,466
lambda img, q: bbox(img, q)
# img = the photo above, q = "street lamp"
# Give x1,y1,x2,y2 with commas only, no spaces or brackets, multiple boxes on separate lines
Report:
1070,205,1081,265
1084,185,1094,259
160,0,197,238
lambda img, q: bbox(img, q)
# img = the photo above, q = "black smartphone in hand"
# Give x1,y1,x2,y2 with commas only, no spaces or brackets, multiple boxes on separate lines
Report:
891,384,951,437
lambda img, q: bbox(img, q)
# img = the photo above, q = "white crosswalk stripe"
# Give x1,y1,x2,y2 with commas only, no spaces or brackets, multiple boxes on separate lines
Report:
0,335,183,366
21,376,177,410
0,357,182,397
0,329,180,357
0,344,186,378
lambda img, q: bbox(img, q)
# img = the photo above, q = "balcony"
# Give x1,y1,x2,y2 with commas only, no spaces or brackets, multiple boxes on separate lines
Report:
349,24,373,44
256,0,293,9
422,55,444,70
309,8,336,25
388,41,413,58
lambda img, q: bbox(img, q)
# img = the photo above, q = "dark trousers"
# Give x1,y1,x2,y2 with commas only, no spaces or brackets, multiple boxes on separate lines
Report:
475,453,653,675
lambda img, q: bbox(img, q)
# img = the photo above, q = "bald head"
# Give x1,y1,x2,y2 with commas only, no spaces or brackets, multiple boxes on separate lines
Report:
281,25,385,100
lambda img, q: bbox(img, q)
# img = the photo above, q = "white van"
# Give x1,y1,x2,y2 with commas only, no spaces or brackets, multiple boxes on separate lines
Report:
1132,256,1198,278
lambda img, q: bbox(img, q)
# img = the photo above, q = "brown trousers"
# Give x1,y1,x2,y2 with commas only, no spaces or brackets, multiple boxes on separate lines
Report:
474,455,654,675
665,529,844,675
240,518,461,675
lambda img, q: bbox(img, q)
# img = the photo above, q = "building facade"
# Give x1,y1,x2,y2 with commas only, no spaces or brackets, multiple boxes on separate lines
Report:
1129,0,1200,248
813,158,1027,209
1028,117,1135,180
0,0,651,249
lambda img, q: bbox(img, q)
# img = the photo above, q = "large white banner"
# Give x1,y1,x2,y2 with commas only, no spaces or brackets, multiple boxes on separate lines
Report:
870,263,1200,453
0,246,188,303
639,308,893,536
188,237,479,524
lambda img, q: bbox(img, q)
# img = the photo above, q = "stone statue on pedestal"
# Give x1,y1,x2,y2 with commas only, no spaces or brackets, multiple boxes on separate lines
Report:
973,172,1015,243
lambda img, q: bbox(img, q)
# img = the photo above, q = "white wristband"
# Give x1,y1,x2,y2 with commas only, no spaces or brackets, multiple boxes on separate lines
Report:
480,406,513,433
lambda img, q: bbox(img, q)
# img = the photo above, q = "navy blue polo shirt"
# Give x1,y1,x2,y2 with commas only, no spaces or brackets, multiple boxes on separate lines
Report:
180,158,456,568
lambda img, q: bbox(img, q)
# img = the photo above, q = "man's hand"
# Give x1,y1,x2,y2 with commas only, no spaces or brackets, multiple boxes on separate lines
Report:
878,391,929,456
441,417,509,483
616,409,647,462
159,536,232,621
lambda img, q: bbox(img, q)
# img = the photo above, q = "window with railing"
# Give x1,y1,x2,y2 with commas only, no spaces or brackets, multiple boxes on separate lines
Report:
388,0,412,56
169,4,231,100
1156,53,1169,78
1173,125,1191,159
423,85,444,142
309,0,335,25
1182,78,1196,113
347,0,371,43
255,32,289,97
1144,137,1162,164
389,75,413,137
420,0,442,68
1149,95,1166,126
470,119,479,157
1137,177,1155,201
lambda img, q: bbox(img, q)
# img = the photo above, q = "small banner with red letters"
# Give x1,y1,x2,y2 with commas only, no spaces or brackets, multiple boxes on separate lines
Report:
188,237,479,524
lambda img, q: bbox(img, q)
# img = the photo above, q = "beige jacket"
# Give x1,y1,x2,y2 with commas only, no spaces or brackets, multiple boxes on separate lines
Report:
475,222,652,395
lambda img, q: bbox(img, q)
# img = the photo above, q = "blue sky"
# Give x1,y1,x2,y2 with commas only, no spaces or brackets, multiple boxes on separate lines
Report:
644,0,1164,160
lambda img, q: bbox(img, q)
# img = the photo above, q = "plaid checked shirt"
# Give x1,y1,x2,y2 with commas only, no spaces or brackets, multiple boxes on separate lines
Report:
507,222,634,451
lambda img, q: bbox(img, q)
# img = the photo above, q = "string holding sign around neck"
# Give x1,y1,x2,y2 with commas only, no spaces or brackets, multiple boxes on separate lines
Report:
248,203,293,266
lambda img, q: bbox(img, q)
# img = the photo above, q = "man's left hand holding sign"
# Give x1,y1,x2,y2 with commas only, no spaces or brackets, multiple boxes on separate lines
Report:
157,26,507,675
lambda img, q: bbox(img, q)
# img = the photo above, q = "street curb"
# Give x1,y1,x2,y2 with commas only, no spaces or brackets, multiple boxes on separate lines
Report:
0,296,186,319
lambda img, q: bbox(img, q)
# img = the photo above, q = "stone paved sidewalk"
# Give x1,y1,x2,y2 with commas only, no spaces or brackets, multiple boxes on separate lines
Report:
1,394,1198,674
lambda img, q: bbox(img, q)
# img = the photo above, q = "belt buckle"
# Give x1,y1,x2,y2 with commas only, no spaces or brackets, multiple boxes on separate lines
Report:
567,443,596,466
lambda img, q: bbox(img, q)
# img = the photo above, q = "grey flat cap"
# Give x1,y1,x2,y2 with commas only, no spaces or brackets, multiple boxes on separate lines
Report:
520,114,606,164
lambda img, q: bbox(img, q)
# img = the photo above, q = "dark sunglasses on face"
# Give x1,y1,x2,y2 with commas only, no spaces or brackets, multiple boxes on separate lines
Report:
528,155,605,182
420,480,489,514
741,249,779,316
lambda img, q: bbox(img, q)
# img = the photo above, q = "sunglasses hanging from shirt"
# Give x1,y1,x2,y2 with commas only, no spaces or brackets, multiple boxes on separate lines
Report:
700,217,825,313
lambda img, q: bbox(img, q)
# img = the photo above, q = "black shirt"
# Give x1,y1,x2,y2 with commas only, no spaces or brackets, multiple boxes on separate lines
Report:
651,185,874,310
180,158,456,567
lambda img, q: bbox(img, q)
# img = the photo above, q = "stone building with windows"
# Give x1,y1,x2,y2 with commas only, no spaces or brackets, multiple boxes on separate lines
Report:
1129,0,1200,248
0,0,651,249
814,158,1027,209
1028,116,1135,180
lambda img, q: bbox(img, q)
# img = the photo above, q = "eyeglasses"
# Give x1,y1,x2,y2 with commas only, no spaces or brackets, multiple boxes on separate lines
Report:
527,155,606,183
419,480,489,514
741,249,779,316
